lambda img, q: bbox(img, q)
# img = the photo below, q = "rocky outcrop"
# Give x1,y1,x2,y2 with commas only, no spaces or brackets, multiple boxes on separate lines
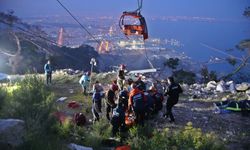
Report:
182,81,250,101
246,90,250,100
235,82,250,92
0,119,25,147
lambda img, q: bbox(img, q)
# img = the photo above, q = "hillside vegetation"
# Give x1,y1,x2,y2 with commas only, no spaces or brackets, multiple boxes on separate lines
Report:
1,73,249,150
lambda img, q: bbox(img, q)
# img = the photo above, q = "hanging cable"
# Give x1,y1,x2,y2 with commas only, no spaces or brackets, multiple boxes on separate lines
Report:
143,40,154,69
135,0,143,13
0,20,59,46
55,0,101,45
200,43,242,61
0,20,84,63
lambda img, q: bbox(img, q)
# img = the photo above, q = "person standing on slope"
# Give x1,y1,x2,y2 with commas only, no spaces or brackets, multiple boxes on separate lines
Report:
79,71,91,95
44,60,52,85
163,76,182,123
105,84,118,121
117,64,126,90
92,81,104,122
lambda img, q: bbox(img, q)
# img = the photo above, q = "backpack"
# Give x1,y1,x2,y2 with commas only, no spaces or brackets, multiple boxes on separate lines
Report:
68,101,80,109
132,93,144,111
74,113,86,126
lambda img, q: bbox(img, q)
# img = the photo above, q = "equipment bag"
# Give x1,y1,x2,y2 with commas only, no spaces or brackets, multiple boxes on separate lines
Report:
74,113,86,126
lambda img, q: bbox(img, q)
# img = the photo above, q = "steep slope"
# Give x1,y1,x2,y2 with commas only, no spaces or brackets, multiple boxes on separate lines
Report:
0,12,99,74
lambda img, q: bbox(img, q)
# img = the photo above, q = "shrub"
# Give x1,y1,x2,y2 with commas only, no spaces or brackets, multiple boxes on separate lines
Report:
82,119,112,148
173,122,224,150
173,69,196,85
126,125,153,150
126,122,225,150
164,58,180,70
0,75,66,150
0,87,7,111
200,67,218,83
2,75,55,133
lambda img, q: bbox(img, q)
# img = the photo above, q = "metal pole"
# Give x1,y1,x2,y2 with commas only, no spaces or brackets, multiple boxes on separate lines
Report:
89,58,96,93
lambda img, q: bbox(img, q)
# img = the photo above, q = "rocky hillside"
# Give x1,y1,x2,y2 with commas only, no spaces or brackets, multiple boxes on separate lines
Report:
0,12,99,74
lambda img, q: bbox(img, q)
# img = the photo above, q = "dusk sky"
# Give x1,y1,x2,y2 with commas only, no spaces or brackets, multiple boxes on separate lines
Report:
0,0,250,19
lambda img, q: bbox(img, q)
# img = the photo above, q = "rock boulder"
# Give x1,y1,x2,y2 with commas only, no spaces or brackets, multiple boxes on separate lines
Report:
0,119,25,147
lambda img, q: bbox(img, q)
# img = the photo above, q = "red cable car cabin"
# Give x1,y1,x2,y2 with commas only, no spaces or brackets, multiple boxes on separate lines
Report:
119,12,148,40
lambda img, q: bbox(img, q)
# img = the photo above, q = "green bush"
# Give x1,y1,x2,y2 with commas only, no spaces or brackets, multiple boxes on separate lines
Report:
0,75,67,150
126,122,225,150
164,58,180,70
126,125,153,150
82,119,112,148
0,87,7,111
2,75,54,132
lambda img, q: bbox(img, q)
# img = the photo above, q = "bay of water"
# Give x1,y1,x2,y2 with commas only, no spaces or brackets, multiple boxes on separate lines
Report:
148,19,250,73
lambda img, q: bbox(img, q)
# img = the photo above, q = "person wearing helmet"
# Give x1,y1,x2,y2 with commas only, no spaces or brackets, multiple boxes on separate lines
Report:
79,71,91,95
135,76,146,92
117,64,126,90
128,83,146,126
149,86,164,114
105,83,118,121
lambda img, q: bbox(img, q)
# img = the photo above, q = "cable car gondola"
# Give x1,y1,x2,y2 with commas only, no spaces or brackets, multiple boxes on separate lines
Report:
119,0,148,40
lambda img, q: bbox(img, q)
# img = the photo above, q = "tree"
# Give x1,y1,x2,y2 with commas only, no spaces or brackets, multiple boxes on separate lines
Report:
200,66,217,83
226,57,237,66
222,7,250,80
164,58,179,70
173,69,196,85
243,6,250,17
200,66,209,83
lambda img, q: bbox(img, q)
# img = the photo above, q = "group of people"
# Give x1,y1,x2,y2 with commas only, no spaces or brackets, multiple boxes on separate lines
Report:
87,64,183,137
43,60,183,137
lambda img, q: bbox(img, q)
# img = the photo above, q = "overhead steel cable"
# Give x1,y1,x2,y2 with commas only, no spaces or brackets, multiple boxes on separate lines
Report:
136,0,143,13
0,20,84,63
56,0,101,45
0,20,59,46
200,42,242,60
143,40,155,69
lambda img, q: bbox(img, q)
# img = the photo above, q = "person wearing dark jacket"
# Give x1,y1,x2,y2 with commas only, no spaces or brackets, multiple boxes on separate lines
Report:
111,102,125,137
92,81,104,122
163,77,182,123
44,60,52,85
135,76,146,92
105,84,118,121
118,89,129,110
